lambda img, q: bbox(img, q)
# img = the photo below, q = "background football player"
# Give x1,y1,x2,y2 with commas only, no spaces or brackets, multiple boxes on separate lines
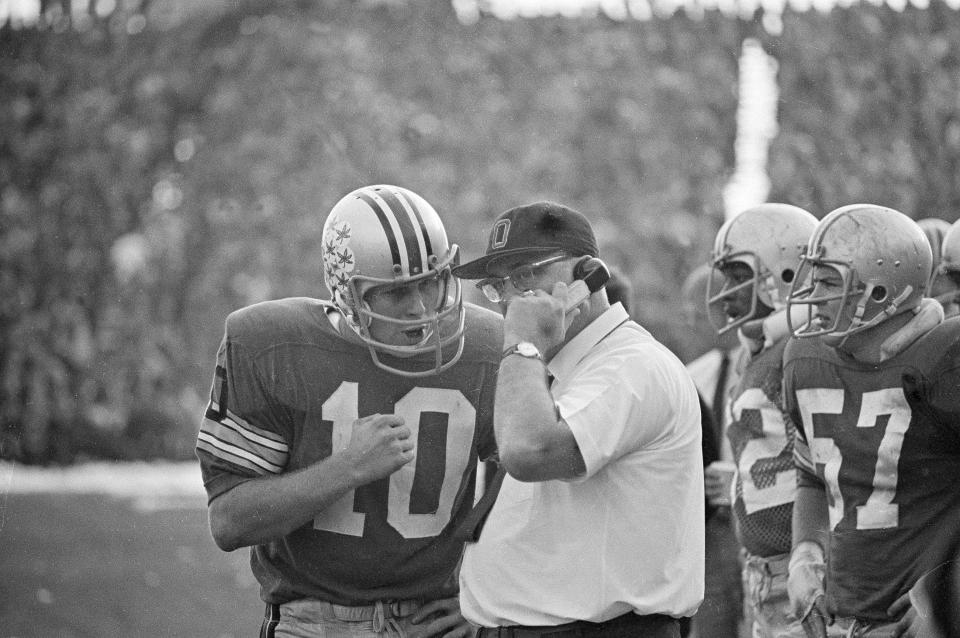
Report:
706,203,822,638
932,217,960,318
783,204,960,637
195,184,502,637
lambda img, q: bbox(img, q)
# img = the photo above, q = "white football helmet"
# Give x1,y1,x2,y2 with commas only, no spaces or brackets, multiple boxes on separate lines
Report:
321,184,464,376
787,204,932,340
707,203,818,334
938,219,960,279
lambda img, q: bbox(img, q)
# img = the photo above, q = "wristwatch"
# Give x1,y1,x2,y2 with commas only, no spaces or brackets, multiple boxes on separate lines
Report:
502,341,542,361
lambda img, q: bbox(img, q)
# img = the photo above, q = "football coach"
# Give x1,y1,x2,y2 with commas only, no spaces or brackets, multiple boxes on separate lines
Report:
454,202,705,637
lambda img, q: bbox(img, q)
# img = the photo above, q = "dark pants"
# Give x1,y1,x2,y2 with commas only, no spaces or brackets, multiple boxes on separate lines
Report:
476,611,680,638
691,510,743,638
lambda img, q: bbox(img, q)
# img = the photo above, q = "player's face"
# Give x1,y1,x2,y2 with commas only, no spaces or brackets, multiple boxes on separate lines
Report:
930,270,959,300
363,275,449,347
718,262,756,323
809,264,853,344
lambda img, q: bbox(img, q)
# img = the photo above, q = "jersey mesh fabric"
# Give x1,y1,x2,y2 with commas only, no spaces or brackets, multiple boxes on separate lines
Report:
727,338,795,557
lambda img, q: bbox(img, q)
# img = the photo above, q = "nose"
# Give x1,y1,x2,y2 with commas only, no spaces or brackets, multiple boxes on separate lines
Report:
809,282,829,303
402,287,428,316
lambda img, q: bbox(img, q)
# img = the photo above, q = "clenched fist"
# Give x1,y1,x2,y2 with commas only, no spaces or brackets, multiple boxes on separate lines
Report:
343,413,415,484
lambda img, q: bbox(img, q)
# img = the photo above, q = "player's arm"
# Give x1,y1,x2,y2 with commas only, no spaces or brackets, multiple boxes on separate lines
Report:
792,482,830,549
208,412,413,551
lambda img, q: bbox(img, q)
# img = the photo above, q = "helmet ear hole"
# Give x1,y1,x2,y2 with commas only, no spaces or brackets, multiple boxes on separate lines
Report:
871,285,888,302
782,268,795,284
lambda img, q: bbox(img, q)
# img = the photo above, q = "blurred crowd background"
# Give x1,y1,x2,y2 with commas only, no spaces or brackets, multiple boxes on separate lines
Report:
3,0,960,464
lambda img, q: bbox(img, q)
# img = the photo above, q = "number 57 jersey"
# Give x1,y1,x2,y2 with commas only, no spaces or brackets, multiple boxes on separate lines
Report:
783,318,960,621
196,297,502,606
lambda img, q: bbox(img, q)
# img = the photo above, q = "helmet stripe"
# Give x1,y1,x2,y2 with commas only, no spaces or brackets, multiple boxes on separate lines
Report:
396,189,434,261
356,191,402,267
378,189,425,274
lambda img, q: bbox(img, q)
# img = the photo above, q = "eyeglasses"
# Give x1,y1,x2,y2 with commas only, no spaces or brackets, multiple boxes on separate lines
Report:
476,254,567,303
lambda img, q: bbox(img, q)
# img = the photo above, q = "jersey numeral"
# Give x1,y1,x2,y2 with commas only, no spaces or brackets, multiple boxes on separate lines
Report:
312,382,476,539
795,387,910,530
731,388,795,514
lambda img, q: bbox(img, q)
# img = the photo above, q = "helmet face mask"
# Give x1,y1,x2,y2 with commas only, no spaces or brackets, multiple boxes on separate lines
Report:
322,184,465,377
708,204,817,335
787,204,932,342
787,254,862,339
707,256,762,334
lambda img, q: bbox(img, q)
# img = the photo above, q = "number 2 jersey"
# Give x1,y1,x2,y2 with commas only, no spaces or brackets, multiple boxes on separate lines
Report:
783,318,960,621
727,337,796,558
195,297,502,606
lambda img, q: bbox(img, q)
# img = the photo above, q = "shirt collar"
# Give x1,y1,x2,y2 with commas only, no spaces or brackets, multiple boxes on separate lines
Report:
547,302,630,384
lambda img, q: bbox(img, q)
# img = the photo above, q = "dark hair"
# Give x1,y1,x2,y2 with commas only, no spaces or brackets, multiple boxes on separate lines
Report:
605,270,633,315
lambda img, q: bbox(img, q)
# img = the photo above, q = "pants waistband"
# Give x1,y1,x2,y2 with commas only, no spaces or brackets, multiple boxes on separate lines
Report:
477,611,677,637
265,597,423,622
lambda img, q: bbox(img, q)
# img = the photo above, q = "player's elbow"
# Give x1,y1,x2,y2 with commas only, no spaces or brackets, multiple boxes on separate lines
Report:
208,498,245,552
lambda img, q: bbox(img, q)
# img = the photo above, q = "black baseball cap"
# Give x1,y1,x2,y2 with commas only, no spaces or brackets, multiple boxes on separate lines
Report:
453,202,599,279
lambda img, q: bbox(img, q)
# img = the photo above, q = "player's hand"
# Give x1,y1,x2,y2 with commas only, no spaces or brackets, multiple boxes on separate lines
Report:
704,460,736,507
407,598,474,638
343,413,414,483
788,541,829,624
887,591,920,638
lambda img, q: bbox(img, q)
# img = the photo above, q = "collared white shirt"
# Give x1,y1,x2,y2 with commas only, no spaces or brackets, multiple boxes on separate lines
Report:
460,303,705,627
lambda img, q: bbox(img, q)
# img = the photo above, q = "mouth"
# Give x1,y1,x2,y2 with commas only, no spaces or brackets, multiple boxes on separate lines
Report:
723,305,742,321
402,326,427,341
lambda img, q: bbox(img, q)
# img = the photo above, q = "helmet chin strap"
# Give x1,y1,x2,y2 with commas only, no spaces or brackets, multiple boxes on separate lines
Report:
838,285,914,349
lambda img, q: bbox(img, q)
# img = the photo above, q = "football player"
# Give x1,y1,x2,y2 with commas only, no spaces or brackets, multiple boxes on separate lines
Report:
195,185,502,638
933,218,960,318
782,204,960,636
706,203,822,638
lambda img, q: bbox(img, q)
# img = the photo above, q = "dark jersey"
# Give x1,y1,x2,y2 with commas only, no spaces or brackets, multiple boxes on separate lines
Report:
727,337,795,557
783,318,960,621
195,297,501,606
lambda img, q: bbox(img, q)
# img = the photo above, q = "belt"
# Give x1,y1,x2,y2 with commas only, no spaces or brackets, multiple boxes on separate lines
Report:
477,611,677,637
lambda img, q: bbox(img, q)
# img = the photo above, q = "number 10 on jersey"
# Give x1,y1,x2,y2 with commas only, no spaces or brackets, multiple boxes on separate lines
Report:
313,382,476,539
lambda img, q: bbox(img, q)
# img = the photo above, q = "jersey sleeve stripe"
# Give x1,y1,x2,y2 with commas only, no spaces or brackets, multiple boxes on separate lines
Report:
220,407,288,449
205,399,287,446
199,417,288,467
197,430,285,474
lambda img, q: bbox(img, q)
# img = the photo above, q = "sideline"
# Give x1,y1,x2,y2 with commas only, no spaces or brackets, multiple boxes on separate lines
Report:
0,461,207,510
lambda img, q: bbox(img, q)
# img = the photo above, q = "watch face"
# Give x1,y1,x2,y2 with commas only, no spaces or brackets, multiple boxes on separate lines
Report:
518,342,539,357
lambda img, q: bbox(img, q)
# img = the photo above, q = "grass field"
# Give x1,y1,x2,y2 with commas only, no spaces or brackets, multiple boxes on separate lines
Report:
0,462,262,638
